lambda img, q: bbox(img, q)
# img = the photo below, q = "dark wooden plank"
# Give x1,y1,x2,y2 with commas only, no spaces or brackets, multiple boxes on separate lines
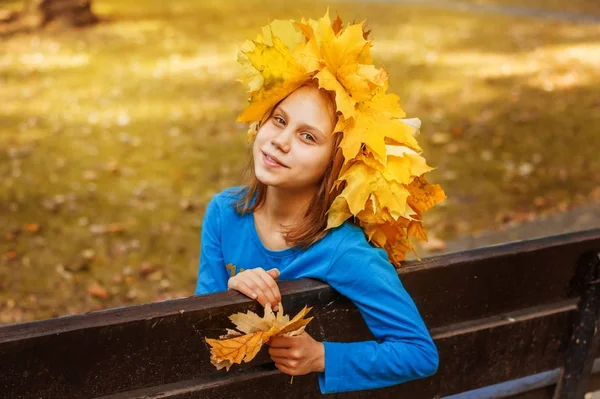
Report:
400,229,600,328
101,301,577,399
1,229,598,398
0,279,329,343
0,284,347,399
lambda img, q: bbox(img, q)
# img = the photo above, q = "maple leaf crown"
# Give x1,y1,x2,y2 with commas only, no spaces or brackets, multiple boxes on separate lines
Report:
236,10,446,265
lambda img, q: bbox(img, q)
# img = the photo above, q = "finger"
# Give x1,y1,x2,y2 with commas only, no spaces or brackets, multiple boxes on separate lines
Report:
244,272,277,308
256,270,281,308
247,271,278,309
227,275,238,290
267,268,280,280
269,336,293,348
270,355,290,365
268,347,291,358
255,268,280,298
274,362,296,376
228,279,258,300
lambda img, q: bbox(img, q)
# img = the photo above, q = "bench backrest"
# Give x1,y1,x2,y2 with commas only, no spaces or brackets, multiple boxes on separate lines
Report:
1,229,599,398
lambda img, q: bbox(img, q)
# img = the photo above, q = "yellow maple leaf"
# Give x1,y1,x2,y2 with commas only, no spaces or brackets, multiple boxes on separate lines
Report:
337,108,420,167
361,220,415,264
408,219,428,242
207,327,277,371
296,10,377,121
326,196,353,230
317,15,370,74
315,67,356,119
385,145,435,182
337,63,387,103
357,197,411,228
205,302,313,371
367,86,404,118
258,19,304,49
333,162,411,219
237,20,316,123
236,11,447,267
407,176,447,214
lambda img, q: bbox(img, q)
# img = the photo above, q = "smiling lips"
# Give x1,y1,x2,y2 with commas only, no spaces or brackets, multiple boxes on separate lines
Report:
262,151,288,168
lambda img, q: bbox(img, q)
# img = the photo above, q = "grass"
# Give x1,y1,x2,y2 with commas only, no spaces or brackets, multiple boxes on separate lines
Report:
1,0,599,323
460,0,600,16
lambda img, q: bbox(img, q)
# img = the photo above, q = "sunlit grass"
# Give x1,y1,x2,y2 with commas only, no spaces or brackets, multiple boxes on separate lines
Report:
460,0,600,16
1,0,599,323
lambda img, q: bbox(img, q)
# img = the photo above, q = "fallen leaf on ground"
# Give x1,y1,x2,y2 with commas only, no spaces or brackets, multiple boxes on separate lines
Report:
205,302,313,371
106,224,124,234
88,283,109,299
24,223,40,233
138,263,155,278
421,236,447,252
83,170,97,181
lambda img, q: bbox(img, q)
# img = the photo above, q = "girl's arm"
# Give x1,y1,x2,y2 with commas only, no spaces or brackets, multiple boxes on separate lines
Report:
317,247,439,394
195,196,229,295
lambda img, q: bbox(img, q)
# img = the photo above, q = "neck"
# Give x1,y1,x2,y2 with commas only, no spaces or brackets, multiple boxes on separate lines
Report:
258,185,316,228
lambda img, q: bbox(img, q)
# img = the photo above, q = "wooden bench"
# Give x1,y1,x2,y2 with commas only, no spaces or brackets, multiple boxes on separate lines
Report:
1,228,599,398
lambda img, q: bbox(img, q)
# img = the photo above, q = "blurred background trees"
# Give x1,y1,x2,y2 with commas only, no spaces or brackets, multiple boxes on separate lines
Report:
1,0,96,35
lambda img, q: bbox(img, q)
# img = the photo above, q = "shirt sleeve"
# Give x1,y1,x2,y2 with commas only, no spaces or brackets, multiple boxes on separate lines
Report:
317,246,439,394
194,196,229,295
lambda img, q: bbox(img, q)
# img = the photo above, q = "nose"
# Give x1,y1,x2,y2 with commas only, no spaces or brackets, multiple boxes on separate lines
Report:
271,128,292,153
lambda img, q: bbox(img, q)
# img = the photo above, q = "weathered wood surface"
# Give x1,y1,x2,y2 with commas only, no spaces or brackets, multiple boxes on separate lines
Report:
1,228,599,398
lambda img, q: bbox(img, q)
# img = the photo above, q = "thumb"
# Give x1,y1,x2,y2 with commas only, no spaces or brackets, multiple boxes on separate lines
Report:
267,268,280,279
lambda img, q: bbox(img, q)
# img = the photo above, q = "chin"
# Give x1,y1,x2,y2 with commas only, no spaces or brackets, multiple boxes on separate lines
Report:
254,168,280,187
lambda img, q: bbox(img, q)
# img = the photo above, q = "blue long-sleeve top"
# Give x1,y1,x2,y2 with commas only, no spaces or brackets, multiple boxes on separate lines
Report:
195,187,438,394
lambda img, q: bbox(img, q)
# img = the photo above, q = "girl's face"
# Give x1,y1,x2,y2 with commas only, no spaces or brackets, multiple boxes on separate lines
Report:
253,84,337,193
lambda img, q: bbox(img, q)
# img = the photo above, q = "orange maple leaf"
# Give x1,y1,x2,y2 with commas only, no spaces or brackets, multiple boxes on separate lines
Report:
205,302,313,371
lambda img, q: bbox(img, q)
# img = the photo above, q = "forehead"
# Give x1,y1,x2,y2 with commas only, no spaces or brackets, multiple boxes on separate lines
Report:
277,85,336,132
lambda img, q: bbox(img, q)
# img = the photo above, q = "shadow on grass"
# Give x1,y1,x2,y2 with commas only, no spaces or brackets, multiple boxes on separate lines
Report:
420,72,600,235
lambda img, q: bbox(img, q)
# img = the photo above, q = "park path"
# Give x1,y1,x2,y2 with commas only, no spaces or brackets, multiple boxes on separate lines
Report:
335,0,600,24
426,201,600,257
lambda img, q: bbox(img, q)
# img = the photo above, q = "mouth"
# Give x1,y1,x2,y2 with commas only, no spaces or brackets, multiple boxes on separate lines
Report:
261,151,288,168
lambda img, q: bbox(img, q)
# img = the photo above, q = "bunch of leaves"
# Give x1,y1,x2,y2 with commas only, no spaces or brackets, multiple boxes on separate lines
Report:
236,10,446,265
205,302,313,371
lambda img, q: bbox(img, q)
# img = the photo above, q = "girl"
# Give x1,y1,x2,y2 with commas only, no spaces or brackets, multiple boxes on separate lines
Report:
195,11,444,395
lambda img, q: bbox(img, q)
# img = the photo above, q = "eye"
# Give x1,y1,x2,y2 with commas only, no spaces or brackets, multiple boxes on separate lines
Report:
273,116,286,126
302,132,316,142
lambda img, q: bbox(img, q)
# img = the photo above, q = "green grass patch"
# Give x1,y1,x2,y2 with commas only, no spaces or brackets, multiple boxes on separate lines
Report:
1,0,599,322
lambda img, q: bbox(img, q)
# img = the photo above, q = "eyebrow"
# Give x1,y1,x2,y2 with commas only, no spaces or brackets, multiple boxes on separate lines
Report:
276,106,325,138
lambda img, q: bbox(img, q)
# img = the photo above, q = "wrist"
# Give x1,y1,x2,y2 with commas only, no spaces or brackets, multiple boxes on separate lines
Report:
314,341,325,373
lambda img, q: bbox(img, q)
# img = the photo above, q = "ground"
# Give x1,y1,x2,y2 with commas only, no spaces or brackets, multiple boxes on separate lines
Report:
0,0,599,323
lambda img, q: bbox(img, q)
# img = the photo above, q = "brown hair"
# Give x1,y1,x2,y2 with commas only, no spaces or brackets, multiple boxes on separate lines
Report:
235,82,345,249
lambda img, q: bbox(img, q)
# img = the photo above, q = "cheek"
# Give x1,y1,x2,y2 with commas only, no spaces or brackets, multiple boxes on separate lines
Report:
255,122,276,141
303,147,331,173
252,125,270,151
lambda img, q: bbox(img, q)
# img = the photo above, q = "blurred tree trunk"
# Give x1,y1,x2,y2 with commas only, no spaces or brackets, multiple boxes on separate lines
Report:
0,0,97,34
19,0,97,29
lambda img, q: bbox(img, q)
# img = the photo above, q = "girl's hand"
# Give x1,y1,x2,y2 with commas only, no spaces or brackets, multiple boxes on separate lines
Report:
227,267,281,311
268,332,325,375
